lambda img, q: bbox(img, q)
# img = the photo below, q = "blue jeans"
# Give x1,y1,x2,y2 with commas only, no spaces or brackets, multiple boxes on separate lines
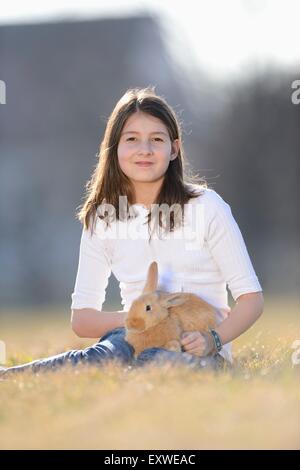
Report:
0,327,227,376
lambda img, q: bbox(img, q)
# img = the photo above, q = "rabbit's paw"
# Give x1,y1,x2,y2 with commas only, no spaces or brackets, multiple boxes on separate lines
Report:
164,340,181,352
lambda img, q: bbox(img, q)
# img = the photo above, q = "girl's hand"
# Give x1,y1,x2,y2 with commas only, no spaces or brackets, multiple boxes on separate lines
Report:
181,331,215,357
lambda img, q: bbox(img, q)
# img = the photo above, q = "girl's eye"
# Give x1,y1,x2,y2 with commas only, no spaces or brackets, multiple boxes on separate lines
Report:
126,137,163,142
146,305,152,311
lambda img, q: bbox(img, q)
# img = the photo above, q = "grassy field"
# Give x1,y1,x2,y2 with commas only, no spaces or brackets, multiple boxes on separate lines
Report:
0,296,300,450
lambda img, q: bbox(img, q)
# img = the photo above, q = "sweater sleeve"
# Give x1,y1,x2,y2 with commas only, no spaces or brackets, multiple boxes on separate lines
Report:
70,220,111,311
204,190,262,301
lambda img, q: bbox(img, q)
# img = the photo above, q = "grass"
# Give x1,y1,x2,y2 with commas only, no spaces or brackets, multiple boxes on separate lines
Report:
0,296,300,450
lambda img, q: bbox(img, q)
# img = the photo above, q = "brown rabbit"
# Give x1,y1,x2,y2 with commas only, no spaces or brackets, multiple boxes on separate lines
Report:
125,261,217,357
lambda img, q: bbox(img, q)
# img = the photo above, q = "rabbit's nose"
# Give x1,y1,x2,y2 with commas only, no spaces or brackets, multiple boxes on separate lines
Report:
126,318,145,331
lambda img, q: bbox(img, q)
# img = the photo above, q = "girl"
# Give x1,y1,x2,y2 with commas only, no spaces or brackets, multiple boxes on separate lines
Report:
0,86,264,376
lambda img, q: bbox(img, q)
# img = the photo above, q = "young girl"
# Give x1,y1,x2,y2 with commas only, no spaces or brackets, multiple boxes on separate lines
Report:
0,86,264,376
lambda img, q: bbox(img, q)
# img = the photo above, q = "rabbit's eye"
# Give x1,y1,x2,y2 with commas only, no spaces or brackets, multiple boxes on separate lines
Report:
146,305,152,311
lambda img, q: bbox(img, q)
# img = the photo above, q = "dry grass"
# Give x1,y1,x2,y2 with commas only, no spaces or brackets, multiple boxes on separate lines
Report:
0,296,300,450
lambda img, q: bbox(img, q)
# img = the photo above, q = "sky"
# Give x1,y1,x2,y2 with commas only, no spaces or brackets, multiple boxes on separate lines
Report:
0,0,299,80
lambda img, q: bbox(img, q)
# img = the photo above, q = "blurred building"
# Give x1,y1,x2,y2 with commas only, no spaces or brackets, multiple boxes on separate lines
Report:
0,15,299,308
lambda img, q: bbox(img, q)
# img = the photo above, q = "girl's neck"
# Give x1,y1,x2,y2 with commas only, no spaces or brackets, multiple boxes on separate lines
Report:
133,179,163,208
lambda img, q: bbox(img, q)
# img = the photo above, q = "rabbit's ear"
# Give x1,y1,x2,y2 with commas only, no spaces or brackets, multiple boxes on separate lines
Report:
142,261,158,294
159,292,190,308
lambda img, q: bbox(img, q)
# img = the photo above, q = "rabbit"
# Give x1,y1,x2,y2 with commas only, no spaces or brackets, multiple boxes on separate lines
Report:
125,261,217,357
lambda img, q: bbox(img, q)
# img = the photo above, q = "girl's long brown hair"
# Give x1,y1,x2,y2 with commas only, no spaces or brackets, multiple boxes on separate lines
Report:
76,86,207,236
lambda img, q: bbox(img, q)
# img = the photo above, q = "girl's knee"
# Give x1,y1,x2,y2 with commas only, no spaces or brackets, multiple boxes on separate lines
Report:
78,331,132,365
99,327,126,343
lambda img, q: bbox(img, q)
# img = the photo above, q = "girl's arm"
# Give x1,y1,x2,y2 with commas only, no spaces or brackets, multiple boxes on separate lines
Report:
71,308,127,338
181,291,264,355
71,221,118,339
214,291,264,345
181,190,265,356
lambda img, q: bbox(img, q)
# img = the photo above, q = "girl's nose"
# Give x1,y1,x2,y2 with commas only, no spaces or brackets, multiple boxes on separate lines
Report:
137,141,153,154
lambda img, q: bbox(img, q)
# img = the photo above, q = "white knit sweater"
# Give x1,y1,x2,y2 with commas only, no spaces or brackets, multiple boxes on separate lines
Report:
71,187,262,362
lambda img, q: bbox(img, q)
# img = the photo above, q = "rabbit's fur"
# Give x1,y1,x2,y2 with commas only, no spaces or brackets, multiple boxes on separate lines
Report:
125,262,217,357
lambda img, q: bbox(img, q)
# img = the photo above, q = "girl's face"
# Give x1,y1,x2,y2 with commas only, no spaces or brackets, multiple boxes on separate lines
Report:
117,111,179,187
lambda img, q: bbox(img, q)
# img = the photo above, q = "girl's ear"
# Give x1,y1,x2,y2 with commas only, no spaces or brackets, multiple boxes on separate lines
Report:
159,293,190,309
170,139,180,160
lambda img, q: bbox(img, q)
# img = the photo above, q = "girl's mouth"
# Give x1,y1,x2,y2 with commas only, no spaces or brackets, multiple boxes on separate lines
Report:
135,162,154,167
